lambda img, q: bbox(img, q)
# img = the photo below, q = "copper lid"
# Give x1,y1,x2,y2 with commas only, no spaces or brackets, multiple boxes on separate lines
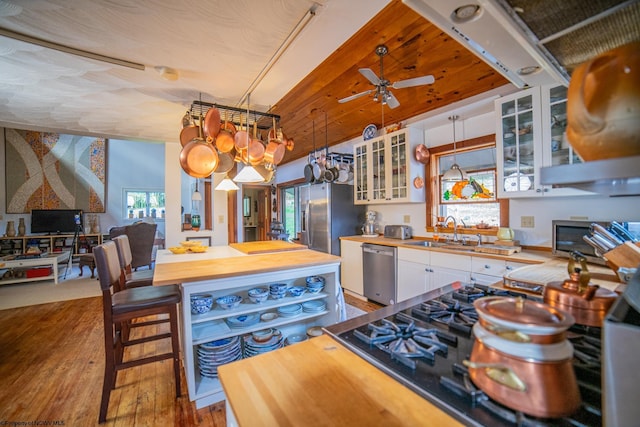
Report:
474,296,575,334
544,280,618,311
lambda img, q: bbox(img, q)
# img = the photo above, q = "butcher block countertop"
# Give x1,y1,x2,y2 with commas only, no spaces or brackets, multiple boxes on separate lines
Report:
229,240,307,254
340,235,549,264
153,243,339,286
218,334,462,427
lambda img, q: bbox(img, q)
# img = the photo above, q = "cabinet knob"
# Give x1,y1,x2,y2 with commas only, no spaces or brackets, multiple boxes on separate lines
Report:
536,188,542,193
505,266,514,271
484,264,490,269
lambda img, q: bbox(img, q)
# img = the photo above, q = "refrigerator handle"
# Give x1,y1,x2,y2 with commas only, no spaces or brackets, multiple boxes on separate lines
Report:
305,203,312,247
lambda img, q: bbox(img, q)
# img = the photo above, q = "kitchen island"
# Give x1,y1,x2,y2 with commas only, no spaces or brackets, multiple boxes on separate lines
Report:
218,334,462,427
153,242,342,409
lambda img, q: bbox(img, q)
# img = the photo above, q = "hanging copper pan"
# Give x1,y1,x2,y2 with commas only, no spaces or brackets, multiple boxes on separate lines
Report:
415,144,430,164
180,115,218,178
213,151,234,174
264,139,285,164
248,121,265,166
180,115,200,147
216,112,236,153
234,113,249,153
203,106,221,140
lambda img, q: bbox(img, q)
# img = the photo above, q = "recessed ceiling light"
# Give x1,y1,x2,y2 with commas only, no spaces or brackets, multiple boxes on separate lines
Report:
517,65,541,76
155,66,179,81
451,4,482,23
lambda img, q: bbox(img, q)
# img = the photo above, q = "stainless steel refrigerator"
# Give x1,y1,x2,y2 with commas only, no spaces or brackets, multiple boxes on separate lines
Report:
300,183,365,256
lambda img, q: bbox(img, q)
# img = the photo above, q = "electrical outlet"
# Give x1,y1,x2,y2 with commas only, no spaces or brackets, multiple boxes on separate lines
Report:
218,215,225,223
521,216,535,228
403,215,411,223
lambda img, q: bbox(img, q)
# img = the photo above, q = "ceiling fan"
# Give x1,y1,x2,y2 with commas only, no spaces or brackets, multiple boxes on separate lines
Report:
338,44,435,109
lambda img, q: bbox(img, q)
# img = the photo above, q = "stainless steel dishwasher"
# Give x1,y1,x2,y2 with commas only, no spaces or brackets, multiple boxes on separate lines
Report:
362,243,397,305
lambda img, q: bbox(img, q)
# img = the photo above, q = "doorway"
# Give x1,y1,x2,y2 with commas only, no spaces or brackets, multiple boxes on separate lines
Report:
239,185,270,242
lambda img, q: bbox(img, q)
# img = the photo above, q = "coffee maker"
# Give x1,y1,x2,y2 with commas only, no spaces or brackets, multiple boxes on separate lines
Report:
362,210,379,236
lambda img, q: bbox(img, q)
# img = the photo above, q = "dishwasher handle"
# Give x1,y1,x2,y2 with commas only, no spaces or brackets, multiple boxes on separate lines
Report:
362,245,395,256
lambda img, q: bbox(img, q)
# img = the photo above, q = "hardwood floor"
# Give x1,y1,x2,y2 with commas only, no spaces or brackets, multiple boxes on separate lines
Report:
0,294,382,425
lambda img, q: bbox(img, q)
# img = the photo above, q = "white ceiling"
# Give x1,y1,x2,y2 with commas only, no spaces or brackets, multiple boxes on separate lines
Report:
0,0,390,142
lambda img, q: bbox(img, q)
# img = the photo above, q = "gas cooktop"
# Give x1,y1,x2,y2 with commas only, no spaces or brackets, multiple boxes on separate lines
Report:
326,283,602,427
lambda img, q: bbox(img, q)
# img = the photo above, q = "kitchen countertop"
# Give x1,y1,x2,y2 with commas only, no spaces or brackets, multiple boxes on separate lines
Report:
153,242,340,286
340,235,549,264
218,334,463,427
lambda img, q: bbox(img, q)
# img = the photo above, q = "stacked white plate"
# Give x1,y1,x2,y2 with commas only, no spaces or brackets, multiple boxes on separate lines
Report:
277,304,303,318
226,313,260,329
243,329,284,358
197,336,242,378
302,300,326,313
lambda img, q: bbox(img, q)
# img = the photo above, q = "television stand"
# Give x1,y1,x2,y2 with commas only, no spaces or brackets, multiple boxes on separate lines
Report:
0,252,71,285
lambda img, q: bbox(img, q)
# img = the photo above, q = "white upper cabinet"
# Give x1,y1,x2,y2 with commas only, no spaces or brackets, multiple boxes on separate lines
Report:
496,85,593,198
353,128,425,204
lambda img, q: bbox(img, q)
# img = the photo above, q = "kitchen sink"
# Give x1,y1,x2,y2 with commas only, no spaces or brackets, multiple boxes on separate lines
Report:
403,240,447,247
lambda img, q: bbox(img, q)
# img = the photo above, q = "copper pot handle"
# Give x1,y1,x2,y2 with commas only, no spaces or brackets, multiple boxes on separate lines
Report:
482,323,531,343
463,360,527,391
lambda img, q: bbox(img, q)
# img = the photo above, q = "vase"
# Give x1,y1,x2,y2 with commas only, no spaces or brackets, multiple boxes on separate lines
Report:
18,218,26,236
6,220,16,237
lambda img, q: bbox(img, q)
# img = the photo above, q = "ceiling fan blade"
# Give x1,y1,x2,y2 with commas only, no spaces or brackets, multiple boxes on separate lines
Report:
359,68,381,85
385,91,400,109
338,89,373,104
392,75,435,89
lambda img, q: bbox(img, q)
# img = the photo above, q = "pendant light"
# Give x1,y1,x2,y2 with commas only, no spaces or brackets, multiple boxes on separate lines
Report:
233,93,265,183
191,179,202,200
442,115,468,181
215,175,239,191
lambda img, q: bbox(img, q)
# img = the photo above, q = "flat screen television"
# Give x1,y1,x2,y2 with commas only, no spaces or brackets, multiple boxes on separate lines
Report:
30,209,83,234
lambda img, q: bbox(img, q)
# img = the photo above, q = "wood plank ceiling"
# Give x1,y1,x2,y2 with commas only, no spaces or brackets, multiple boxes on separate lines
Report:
274,0,509,165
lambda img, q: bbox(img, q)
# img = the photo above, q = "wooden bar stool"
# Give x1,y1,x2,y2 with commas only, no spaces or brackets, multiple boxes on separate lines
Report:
112,235,153,288
93,241,182,423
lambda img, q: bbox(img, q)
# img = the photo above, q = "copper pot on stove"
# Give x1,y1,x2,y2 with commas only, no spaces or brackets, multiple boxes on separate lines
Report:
544,251,617,327
464,296,581,418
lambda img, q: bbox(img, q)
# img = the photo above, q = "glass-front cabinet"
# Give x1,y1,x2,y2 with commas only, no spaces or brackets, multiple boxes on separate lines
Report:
496,87,541,198
496,85,591,198
353,128,424,204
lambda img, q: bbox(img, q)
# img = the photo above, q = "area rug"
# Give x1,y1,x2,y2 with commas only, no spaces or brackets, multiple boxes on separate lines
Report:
346,304,367,319
0,267,100,311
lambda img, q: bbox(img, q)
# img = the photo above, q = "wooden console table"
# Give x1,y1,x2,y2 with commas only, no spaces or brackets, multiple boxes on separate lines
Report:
0,252,71,285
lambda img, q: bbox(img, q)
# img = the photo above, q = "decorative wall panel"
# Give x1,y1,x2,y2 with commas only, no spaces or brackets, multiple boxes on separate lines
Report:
4,128,107,213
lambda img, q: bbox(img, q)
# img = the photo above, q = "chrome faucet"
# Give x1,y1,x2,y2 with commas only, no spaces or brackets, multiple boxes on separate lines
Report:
476,233,482,246
443,215,458,242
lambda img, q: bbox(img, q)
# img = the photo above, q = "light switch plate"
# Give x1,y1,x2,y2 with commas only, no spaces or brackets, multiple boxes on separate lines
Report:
521,216,535,228
403,215,411,223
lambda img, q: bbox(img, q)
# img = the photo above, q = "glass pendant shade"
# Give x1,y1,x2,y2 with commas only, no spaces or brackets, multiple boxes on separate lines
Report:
233,165,264,183
442,115,468,182
191,180,202,200
442,163,469,181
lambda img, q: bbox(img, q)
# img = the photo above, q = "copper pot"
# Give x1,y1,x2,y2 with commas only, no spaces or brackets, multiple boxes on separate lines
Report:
465,322,580,418
567,41,640,160
216,112,236,153
264,139,285,165
544,252,618,326
465,296,580,418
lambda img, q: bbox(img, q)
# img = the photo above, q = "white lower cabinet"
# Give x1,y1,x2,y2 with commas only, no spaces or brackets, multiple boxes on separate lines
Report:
397,248,430,302
430,252,471,289
340,240,364,295
181,262,340,409
470,258,529,285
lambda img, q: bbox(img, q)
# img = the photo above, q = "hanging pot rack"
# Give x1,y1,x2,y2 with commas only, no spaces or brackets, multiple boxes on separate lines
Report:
190,100,280,131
